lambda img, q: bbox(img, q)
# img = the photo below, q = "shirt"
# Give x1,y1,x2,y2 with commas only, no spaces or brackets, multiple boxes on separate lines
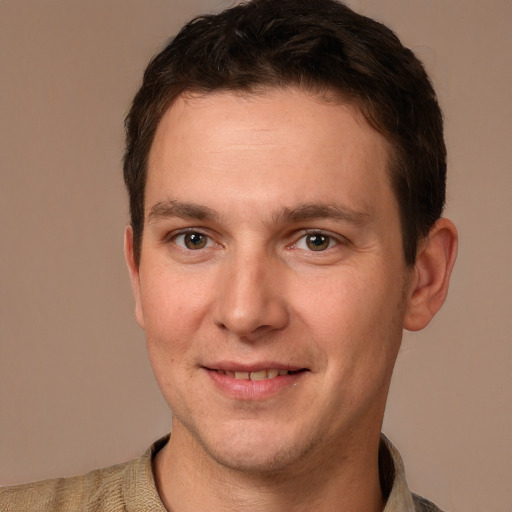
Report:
0,434,444,511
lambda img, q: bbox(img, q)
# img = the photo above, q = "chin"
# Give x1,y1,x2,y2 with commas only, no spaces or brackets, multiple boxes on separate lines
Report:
208,444,305,475
194,421,322,476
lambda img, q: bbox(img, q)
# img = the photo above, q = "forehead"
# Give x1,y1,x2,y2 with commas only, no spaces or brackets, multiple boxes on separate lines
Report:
146,88,395,220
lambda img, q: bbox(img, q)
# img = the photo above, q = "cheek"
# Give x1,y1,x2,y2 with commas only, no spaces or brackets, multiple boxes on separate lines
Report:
294,266,406,364
139,270,208,406
141,262,211,323
139,266,214,364
296,267,391,323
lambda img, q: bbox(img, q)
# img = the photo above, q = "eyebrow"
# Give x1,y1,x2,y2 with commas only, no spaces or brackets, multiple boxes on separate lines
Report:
276,203,370,225
147,199,369,226
148,200,219,223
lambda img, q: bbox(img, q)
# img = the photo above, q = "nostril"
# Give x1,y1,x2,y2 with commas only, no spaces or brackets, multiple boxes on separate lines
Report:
212,267,290,337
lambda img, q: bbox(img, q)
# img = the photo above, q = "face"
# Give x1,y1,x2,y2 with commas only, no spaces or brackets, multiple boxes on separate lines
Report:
127,89,415,474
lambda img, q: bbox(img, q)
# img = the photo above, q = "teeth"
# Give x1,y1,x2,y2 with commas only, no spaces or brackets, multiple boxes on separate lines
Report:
250,370,267,381
224,369,289,380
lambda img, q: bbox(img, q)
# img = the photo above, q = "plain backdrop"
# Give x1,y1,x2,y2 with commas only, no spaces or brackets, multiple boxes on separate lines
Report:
1,1,511,511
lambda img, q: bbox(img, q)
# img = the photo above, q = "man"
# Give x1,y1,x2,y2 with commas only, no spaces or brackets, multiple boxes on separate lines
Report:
1,0,457,510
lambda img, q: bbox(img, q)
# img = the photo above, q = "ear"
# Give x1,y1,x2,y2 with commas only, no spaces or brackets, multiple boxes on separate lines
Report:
124,225,145,329
404,218,458,331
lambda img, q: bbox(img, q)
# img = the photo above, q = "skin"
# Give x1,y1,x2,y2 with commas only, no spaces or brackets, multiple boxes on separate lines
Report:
125,88,457,512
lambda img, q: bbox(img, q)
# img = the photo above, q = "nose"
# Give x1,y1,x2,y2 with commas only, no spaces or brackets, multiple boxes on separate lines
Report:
213,250,289,341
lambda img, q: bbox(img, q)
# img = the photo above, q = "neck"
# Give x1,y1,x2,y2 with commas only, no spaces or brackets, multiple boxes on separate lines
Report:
153,423,385,512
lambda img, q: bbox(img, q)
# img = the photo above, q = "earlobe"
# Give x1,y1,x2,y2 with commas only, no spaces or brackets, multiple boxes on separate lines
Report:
124,225,145,329
404,218,458,331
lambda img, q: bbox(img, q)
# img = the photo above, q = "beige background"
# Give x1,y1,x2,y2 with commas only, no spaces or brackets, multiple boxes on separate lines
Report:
1,1,510,510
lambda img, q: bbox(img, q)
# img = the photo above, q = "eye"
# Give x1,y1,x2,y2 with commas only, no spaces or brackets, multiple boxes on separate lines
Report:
173,231,212,250
295,233,337,251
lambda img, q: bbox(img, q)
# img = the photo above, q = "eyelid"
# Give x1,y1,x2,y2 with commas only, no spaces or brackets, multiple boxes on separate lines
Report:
163,226,347,251
290,229,348,251
165,227,218,249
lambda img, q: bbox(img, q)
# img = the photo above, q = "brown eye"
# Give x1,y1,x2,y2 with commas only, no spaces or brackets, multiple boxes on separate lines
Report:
179,232,208,250
305,234,331,251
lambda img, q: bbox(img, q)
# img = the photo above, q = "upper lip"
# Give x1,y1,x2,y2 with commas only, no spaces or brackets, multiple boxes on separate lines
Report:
203,361,306,372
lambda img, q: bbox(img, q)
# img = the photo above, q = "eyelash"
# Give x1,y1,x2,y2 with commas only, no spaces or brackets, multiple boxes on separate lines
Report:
166,228,345,253
168,229,218,251
289,230,346,253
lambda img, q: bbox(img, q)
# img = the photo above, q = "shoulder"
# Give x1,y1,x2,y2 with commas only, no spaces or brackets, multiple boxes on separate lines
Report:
413,493,446,512
0,460,132,512
0,436,169,512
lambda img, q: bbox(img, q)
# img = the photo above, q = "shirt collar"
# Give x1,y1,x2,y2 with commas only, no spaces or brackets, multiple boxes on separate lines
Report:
380,433,417,511
128,433,416,512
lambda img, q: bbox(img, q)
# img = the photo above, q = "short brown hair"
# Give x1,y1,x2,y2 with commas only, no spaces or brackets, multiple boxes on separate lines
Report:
124,0,446,266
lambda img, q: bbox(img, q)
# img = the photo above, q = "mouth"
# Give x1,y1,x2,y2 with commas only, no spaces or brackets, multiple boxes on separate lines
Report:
215,368,305,381
204,364,309,400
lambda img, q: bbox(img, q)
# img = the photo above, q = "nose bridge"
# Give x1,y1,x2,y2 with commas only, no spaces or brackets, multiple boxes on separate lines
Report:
214,243,288,338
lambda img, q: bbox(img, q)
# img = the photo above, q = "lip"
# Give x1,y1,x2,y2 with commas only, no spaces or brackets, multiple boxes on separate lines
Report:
208,361,304,373
203,362,308,401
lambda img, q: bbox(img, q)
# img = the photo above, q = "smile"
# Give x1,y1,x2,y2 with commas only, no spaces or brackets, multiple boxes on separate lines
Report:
216,369,293,380
206,366,308,400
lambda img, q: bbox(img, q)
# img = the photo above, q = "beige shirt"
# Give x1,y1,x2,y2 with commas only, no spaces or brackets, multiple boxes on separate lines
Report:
0,435,443,511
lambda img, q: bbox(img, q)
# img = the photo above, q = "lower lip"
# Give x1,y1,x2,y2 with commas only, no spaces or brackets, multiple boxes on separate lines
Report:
206,369,306,401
